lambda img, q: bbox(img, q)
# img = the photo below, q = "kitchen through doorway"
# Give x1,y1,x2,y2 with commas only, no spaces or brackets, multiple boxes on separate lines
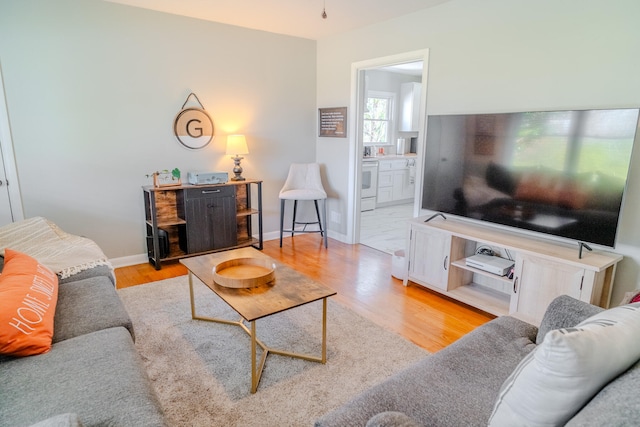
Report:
356,58,427,255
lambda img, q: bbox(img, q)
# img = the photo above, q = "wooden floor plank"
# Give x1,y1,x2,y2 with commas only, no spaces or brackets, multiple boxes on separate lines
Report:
115,235,494,352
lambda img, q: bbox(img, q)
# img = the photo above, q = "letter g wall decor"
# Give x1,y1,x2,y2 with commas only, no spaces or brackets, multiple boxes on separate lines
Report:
173,93,214,149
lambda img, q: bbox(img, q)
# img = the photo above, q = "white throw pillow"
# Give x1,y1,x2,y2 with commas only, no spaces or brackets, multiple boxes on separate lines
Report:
488,302,640,427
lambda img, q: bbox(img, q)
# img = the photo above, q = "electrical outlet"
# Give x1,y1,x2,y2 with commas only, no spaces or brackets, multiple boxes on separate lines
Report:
330,211,341,224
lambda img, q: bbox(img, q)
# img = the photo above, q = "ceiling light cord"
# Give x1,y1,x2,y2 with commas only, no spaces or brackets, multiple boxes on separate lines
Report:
322,0,327,19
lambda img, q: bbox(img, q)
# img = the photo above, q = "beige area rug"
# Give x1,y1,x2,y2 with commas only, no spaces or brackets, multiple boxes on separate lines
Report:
118,276,428,426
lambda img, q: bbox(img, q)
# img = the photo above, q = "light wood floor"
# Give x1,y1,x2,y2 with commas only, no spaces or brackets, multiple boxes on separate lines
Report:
115,235,494,353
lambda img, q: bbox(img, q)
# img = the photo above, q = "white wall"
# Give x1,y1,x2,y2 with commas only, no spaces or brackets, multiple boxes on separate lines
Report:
316,0,640,303
0,0,317,260
2,0,640,303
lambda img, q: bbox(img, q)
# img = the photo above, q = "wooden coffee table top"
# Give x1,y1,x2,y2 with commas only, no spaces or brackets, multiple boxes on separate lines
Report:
180,247,336,321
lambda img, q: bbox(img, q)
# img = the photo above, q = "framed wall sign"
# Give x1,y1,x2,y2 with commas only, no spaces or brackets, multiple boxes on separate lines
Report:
174,93,214,149
319,107,347,138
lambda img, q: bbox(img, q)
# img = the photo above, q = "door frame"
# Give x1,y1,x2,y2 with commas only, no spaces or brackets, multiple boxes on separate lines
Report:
347,49,430,244
0,62,24,223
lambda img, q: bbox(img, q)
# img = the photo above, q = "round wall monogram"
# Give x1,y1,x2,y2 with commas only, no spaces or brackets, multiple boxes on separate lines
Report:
174,101,214,149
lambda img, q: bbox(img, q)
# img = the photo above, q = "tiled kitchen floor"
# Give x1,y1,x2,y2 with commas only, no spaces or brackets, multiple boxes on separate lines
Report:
360,203,414,255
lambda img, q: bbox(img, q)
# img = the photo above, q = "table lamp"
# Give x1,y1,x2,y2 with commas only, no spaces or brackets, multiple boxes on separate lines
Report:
226,134,249,181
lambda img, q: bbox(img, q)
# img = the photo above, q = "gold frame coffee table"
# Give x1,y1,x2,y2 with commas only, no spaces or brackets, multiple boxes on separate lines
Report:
180,247,336,393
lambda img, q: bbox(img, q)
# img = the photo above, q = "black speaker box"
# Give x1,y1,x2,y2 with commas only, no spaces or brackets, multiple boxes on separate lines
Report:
147,228,169,259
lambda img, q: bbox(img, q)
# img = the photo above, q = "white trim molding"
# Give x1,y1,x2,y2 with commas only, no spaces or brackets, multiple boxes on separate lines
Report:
0,62,24,222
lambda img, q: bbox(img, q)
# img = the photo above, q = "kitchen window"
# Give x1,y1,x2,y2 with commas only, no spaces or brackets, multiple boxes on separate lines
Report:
364,91,395,145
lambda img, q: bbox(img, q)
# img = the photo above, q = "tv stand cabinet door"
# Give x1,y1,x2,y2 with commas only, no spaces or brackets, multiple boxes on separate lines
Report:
408,225,451,290
510,253,585,325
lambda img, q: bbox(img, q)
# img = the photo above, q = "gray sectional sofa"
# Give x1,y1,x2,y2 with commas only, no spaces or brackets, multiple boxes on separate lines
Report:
0,266,166,426
316,295,640,427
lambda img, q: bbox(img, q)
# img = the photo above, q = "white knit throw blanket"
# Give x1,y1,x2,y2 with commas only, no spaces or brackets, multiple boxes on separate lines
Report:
0,216,114,280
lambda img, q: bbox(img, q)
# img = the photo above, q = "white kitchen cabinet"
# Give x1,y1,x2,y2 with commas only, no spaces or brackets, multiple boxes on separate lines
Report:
401,170,415,200
400,82,422,132
402,159,416,199
377,158,414,205
377,185,393,204
378,159,408,171
391,170,406,199
404,217,622,325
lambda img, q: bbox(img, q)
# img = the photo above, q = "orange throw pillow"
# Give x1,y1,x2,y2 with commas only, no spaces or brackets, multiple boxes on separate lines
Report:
0,249,59,357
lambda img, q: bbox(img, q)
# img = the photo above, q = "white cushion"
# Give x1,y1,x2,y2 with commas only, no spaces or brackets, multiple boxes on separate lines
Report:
279,163,327,200
488,302,640,427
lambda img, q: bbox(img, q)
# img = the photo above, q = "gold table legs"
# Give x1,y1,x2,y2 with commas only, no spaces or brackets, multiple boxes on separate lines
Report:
188,273,328,393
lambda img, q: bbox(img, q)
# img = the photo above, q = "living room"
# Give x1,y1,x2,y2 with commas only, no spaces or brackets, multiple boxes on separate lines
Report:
1,0,639,304
1,0,640,425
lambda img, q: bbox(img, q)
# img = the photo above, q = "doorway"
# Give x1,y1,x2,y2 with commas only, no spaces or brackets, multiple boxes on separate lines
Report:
349,50,429,255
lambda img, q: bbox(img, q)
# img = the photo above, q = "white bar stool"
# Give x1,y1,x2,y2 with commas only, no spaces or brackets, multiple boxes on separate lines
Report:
279,163,328,248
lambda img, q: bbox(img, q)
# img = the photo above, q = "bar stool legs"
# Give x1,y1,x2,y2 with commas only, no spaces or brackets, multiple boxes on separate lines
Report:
279,199,327,248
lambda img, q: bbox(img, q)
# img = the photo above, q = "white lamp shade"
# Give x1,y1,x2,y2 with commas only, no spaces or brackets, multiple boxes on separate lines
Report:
226,134,249,155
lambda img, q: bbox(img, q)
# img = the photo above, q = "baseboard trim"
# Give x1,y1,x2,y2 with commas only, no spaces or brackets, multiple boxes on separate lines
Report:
110,253,148,268
110,233,286,268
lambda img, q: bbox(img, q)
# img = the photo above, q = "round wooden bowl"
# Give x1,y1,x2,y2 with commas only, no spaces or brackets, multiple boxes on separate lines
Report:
212,257,276,289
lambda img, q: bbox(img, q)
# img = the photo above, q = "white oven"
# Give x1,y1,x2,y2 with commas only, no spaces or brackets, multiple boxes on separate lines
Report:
361,160,378,211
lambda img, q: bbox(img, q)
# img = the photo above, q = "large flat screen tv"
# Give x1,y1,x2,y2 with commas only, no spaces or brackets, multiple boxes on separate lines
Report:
421,108,640,247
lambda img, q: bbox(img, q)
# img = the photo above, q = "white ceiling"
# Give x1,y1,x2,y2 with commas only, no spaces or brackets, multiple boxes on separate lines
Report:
103,0,452,40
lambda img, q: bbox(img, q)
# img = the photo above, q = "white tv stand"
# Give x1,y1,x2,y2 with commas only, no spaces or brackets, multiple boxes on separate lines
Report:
404,216,622,325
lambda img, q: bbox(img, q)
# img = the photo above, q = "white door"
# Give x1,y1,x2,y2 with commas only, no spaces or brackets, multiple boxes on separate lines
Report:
0,63,23,226
0,147,13,225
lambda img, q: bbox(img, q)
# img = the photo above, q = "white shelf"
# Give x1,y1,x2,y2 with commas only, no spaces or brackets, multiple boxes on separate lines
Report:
451,259,513,285
447,283,510,317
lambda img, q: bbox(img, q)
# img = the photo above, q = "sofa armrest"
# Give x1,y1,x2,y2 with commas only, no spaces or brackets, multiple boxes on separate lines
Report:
536,295,603,344
316,316,537,427
57,265,115,286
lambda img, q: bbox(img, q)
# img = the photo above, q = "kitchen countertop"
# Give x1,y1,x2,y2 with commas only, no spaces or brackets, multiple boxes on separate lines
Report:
363,153,417,162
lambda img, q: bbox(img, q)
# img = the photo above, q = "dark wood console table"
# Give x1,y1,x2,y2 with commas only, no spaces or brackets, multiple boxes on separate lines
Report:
142,179,263,269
